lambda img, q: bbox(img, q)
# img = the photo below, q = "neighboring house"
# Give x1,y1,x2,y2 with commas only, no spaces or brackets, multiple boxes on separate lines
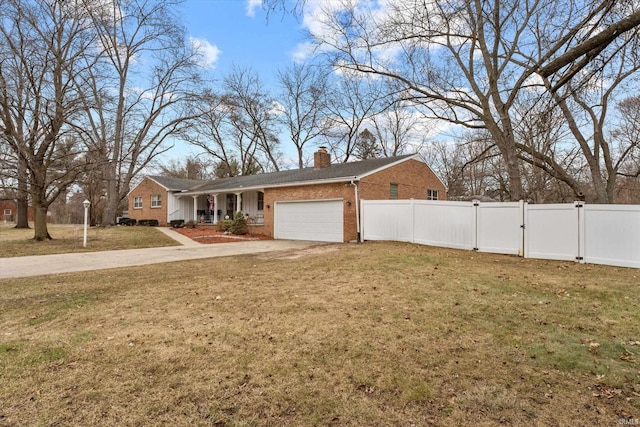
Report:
127,149,446,242
0,199,34,223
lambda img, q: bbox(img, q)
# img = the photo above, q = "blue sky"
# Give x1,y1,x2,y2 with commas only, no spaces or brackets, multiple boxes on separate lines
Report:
181,0,304,89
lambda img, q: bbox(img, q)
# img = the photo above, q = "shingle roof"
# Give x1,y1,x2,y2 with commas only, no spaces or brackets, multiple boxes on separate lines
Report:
148,176,205,191
160,154,419,194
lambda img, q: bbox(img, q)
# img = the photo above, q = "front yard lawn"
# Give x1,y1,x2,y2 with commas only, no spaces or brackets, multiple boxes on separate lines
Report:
0,242,638,425
0,224,178,257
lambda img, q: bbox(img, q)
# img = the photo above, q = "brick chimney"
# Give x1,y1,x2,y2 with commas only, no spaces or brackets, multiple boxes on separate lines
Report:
314,146,331,169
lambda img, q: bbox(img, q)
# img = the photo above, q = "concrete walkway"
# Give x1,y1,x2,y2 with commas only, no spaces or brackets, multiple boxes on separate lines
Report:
0,228,317,279
154,226,204,247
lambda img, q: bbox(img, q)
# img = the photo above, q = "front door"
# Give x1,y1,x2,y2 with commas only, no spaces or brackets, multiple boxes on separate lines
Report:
226,194,236,218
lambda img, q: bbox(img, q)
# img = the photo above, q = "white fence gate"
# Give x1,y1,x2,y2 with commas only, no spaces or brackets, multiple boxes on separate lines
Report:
524,203,581,261
361,200,640,269
476,202,524,255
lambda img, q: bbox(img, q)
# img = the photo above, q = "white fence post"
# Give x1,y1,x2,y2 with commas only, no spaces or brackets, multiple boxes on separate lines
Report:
360,199,365,240
519,200,525,257
576,201,585,264
472,200,479,251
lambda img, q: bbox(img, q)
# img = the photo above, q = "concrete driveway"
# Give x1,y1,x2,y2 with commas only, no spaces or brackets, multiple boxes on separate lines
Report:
0,229,318,279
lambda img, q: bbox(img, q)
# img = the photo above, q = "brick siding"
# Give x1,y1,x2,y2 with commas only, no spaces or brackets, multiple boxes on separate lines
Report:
263,182,357,241
127,178,168,225
358,159,446,201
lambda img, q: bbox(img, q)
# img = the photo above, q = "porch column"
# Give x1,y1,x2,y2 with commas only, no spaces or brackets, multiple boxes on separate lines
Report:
235,192,242,214
192,196,198,222
213,194,219,223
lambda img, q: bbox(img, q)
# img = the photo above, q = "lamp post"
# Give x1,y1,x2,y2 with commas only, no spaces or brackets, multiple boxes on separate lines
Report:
83,199,91,248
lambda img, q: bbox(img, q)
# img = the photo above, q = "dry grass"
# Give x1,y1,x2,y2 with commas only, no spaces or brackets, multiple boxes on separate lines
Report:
0,242,638,426
0,223,178,257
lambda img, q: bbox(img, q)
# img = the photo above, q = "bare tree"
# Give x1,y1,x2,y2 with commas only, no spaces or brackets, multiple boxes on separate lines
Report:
184,89,264,176
424,131,505,200
290,0,640,201
184,68,282,175
536,9,640,91
157,156,212,180
222,66,282,172
277,63,330,168
0,0,92,240
181,90,238,174
510,93,584,203
517,27,640,203
614,96,640,180
322,71,386,162
370,98,422,157
264,0,640,90
611,96,640,203
76,0,202,227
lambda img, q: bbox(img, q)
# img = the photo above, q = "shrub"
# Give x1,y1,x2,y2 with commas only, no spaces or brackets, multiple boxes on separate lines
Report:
118,218,136,226
231,211,248,235
185,220,197,229
215,219,233,233
170,219,185,228
138,219,159,226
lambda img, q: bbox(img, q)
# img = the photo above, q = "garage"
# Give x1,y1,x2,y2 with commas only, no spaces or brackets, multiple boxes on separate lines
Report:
274,199,344,242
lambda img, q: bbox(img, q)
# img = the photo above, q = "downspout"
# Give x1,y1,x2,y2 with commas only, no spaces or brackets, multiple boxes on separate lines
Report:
350,179,361,243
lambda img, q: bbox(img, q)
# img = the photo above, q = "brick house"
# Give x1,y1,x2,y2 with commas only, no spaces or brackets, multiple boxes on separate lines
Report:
127,150,446,242
0,199,34,223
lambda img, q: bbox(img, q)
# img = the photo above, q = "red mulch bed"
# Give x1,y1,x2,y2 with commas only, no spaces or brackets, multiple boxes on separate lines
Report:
173,226,272,244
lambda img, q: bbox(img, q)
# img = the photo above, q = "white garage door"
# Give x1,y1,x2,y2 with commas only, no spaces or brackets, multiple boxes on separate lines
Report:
274,200,344,242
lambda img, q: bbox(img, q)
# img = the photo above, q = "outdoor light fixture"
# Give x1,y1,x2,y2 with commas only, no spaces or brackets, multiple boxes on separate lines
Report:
346,200,352,206
266,204,271,209
83,199,91,248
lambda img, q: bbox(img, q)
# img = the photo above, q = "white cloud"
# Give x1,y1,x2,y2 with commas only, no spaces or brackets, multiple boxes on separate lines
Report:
190,37,222,70
246,0,262,17
269,100,286,118
294,0,455,66
290,41,317,63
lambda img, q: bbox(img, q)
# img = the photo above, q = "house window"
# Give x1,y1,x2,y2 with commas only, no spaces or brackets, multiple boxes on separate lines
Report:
427,189,439,200
151,194,162,208
133,196,143,209
4,208,11,215
390,183,398,199
257,192,264,211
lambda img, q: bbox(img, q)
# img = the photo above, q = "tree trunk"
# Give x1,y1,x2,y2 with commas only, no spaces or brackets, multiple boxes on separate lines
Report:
486,121,525,201
101,161,118,227
503,148,525,201
32,205,51,241
15,157,30,229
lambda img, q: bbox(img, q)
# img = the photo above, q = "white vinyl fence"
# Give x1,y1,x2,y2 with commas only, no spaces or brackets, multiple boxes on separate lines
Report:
361,200,640,269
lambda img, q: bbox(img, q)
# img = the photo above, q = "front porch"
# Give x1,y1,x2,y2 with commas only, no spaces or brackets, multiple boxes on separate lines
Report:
169,190,265,226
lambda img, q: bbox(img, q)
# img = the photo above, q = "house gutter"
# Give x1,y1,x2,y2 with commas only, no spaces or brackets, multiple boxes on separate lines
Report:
350,179,361,243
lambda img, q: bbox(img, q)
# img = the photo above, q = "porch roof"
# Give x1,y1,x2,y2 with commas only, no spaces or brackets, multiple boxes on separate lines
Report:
169,154,420,195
